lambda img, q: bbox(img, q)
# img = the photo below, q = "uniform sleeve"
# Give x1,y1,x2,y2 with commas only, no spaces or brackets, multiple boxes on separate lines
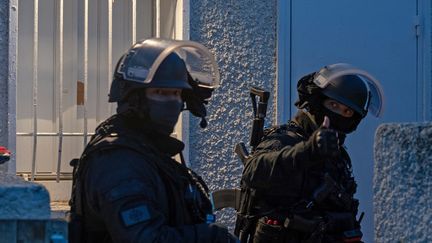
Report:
83,149,231,243
242,133,321,189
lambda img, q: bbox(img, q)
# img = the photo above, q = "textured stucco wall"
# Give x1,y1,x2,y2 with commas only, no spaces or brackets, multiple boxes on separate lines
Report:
374,123,432,243
0,1,9,173
189,0,277,227
0,172,51,219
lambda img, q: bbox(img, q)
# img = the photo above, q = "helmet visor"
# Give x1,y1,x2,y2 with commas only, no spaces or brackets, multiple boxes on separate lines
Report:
314,63,385,117
117,38,220,89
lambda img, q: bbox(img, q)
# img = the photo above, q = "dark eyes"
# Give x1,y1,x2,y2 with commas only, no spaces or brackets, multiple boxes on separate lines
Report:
328,101,354,117
329,101,338,109
344,109,354,117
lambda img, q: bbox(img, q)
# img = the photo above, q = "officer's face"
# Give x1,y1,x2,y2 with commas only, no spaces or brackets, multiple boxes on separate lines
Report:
323,99,354,118
145,88,183,102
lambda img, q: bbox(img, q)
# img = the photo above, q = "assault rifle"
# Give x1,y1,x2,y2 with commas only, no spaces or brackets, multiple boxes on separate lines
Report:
234,87,270,164
209,87,269,214
233,87,270,243
306,173,357,212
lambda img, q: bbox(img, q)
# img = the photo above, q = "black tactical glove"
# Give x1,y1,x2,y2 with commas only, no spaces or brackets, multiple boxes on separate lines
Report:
182,72,214,128
308,116,340,158
309,128,340,158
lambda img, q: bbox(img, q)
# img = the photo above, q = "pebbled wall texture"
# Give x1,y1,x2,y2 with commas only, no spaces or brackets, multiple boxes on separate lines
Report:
374,123,432,243
0,172,50,219
0,1,9,173
189,0,277,227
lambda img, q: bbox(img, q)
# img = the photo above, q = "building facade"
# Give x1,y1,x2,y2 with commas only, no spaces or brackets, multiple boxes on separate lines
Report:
0,1,431,242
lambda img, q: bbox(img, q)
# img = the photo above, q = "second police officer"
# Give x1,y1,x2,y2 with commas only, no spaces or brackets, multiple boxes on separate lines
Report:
235,64,384,243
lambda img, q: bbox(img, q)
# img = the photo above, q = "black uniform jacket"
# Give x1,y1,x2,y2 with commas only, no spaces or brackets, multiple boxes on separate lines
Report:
72,115,229,243
241,110,358,217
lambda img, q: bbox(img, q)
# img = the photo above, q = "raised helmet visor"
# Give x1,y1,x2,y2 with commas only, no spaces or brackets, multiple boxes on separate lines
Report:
313,63,385,117
116,38,220,89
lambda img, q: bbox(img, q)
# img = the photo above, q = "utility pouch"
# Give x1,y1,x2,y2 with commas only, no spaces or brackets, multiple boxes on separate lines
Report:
253,217,286,243
235,213,260,243
283,214,322,234
325,212,357,233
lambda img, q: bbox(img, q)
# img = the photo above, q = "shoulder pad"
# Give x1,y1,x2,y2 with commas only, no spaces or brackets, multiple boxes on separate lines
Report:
252,124,298,152
262,122,306,140
263,124,289,137
85,133,153,158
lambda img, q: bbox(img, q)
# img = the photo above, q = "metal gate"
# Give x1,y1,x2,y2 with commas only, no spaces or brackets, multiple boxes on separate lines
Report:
15,0,184,186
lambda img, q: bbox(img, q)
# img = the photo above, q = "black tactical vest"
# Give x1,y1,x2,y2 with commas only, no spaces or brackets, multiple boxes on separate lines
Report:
235,120,361,243
69,115,213,242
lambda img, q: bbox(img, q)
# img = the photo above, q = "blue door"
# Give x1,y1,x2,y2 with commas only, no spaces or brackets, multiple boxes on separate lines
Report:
281,0,422,241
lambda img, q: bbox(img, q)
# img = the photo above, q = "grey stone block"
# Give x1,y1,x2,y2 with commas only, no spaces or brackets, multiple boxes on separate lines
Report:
0,219,68,243
374,123,432,243
0,172,50,219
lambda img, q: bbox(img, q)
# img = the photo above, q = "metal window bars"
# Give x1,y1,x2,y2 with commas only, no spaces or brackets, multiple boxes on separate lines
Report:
17,0,93,182
30,0,39,182
16,0,174,182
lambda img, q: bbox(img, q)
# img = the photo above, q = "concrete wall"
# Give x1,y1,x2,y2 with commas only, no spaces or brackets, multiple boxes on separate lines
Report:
0,0,16,174
374,123,432,243
0,172,68,242
0,172,50,219
0,1,10,173
189,0,277,227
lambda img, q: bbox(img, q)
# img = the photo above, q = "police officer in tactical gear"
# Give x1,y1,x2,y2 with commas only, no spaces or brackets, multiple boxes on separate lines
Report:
235,63,384,243
69,38,238,243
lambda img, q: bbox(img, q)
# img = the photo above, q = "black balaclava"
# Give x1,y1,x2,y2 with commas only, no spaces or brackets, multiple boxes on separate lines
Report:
118,89,183,136
146,98,183,135
309,97,362,135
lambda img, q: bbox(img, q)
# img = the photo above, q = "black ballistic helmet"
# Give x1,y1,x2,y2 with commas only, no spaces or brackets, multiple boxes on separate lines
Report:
320,75,369,117
296,63,384,118
109,52,190,103
109,38,220,103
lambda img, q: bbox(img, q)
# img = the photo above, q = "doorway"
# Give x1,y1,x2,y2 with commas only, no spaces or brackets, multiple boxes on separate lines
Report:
277,0,429,241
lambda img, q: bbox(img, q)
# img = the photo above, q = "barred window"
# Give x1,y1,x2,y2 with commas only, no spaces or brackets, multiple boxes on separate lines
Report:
15,0,186,199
